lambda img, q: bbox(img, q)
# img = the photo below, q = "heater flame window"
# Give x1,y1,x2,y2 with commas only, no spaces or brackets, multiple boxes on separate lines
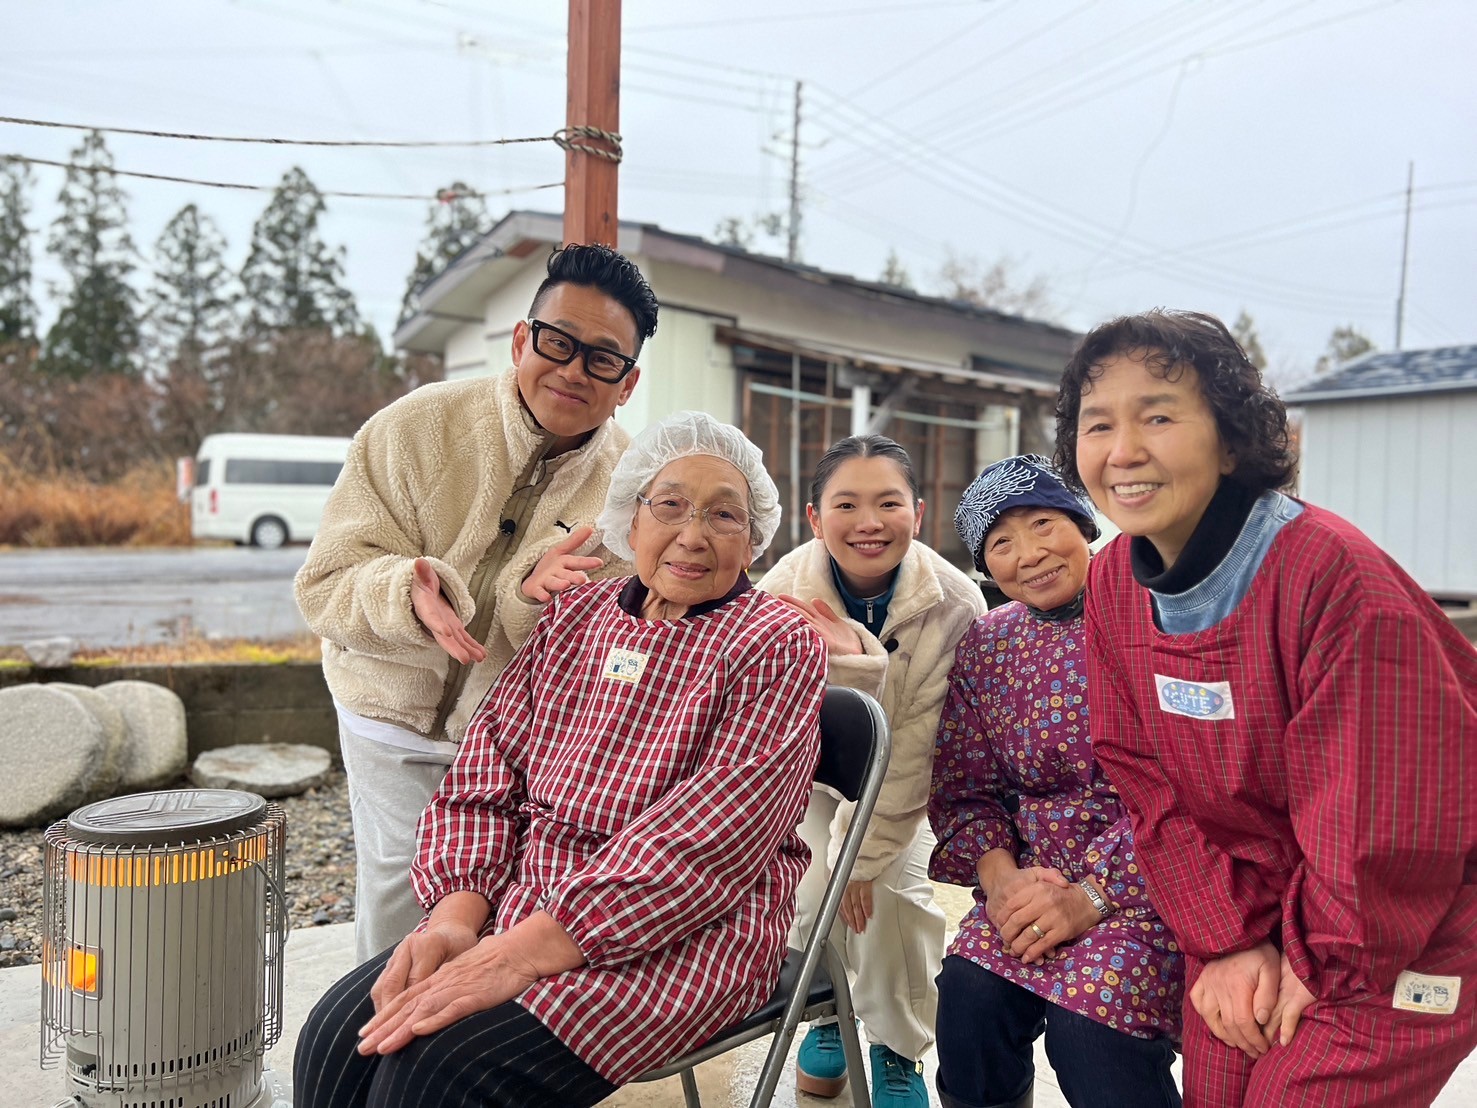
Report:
67,945,99,996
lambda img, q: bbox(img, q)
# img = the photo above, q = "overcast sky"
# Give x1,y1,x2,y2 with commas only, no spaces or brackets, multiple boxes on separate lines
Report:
4,0,1472,382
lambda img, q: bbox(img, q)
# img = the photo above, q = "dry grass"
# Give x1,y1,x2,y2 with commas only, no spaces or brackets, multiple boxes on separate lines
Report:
0,452,191,548
0,633,322,668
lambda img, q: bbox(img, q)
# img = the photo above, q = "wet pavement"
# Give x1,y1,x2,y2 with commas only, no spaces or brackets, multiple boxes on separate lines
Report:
0,546,309,648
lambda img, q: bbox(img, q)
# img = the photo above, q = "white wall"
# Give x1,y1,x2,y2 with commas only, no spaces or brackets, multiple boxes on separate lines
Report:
444,264,547,382
615,306,737,434
1298,392,1477,596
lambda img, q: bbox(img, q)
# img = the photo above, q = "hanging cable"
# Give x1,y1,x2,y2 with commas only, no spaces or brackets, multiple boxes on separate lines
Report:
0,113,554,149
3,154,561,201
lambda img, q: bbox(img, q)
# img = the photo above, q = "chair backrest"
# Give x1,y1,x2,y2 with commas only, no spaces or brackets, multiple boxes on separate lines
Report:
816,685,890,803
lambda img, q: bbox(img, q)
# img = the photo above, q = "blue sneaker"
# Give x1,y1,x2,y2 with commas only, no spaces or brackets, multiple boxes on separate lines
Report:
870,1043,928,1108
796,1022,848,1097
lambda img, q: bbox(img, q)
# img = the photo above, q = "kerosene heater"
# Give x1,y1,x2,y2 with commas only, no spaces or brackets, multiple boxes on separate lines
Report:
41,789,289,1108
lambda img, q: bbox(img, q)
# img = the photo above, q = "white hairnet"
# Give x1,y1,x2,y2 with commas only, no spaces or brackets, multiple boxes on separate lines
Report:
597,410,782,561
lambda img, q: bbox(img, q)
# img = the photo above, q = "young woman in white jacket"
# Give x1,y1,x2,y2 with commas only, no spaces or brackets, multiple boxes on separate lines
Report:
760,435,987,1108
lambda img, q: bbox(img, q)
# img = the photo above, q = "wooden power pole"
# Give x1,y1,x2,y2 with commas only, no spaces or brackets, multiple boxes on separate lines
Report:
563,0,622,248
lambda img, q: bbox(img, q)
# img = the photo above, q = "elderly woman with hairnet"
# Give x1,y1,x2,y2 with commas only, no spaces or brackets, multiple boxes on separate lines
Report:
294,411,828,1108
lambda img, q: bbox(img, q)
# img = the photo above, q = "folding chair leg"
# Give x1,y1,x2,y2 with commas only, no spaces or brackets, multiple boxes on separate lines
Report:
829,945,871,1108
680,1066,702,1107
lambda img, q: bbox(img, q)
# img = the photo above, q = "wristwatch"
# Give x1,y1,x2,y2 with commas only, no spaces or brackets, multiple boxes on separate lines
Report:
1077,878,1111,919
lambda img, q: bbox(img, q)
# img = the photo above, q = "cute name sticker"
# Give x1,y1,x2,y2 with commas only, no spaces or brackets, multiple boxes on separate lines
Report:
1394,970,1461,1015
1153,674,1235,721
602,647,648,684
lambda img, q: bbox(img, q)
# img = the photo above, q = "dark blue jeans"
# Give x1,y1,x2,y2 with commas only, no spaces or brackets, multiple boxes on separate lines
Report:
935,954,1181,1108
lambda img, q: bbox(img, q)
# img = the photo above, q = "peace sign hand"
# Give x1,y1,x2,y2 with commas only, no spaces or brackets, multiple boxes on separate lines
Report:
521,524,605,603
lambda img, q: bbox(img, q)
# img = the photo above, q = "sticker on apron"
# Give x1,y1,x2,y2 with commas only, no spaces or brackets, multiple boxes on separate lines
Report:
603,647,649,684
1153,674,1235,721
1393,970,1461,1015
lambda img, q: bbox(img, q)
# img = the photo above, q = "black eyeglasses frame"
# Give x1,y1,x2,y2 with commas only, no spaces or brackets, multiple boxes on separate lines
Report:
527,319,639,384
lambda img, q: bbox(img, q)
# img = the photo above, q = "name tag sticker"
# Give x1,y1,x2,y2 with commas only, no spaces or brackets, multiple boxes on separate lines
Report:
1394,970,1461,1015
602,647,648,684
1153,674,1235,720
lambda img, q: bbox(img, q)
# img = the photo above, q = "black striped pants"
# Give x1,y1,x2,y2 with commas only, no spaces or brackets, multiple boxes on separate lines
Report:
293,948,617,1108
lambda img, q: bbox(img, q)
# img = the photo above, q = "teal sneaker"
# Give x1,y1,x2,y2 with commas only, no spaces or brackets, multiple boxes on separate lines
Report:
870,1044,928,1108
796,1022,848,1097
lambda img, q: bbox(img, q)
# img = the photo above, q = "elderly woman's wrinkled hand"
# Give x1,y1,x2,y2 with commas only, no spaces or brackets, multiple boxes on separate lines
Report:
983,864,1068,933
1265,950,1316,1047
998,879,1102,965
1189,941,1279,1060
777,595,864,656
368,922,481,1017
521,525,605,603
358,933,540,1056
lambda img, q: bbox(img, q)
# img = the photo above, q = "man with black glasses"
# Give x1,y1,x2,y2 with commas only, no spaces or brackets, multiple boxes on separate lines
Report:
296,243,658,961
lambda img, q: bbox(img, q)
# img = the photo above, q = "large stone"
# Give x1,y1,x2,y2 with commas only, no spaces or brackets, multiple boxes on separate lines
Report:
48,683,127,801
191,743,332,799
0,685,107,827
94,680,189,790
21,637,77,668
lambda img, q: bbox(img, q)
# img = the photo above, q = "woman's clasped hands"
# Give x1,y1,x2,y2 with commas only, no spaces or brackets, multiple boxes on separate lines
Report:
1189,940,1316,1060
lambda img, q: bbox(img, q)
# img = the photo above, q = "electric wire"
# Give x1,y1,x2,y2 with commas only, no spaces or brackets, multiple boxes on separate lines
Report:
6,153,562,202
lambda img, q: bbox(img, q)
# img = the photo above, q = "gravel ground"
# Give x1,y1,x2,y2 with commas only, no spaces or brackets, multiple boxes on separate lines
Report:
0,769,357,969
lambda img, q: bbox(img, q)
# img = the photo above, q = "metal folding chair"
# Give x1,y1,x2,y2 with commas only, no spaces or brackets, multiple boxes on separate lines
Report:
633,684,892,1108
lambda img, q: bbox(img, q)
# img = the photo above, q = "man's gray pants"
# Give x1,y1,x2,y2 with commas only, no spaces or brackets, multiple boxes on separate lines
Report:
338,720,458,963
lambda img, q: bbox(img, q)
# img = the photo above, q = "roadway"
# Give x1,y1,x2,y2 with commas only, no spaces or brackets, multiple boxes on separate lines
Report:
0,546,310,649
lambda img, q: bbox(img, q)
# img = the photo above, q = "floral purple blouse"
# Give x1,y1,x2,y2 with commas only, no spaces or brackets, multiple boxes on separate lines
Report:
929,602,1183,1040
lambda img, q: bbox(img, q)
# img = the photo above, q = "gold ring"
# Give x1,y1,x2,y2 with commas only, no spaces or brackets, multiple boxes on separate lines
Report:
1030,924,1046,939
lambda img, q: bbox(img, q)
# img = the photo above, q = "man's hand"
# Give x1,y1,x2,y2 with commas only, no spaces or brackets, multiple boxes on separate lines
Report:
839,879,874,933
777,595,865,656
998,879,1104,965
1190,941,1279,1059
358,933,539,1055
411,558,487,664
521,525,605,603
1265,952,1316,1047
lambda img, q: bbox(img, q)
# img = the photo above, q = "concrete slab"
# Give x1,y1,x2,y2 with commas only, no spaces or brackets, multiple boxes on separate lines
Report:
7,894,1476,1107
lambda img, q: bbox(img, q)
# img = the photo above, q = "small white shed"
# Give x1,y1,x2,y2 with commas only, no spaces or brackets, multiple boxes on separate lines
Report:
1284,345,1477,601
394,210,1081,569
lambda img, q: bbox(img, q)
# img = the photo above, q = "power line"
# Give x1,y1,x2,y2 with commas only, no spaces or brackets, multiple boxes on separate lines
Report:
0,113,554,149
626,2,986,34
6,153,562,202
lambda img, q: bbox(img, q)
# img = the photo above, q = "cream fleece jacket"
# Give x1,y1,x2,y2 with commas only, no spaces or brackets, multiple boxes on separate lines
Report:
294,368,632,744
759,538,986,882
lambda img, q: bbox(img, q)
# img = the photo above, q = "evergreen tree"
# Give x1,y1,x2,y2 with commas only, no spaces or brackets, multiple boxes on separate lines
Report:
1314,324,1377,375
240,166,358,333
401,182,488,322
1231,310,1268,370
39,131,140,378
146,204,237,372
880,248,914,291
0,157,37,348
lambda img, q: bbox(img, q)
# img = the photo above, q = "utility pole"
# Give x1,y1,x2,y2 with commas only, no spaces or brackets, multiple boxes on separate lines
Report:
563,0,622,247
786,80,802,263
1394,160,1414,350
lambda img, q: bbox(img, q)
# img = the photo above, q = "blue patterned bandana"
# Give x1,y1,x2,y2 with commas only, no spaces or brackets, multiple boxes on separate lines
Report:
954,453,1100,569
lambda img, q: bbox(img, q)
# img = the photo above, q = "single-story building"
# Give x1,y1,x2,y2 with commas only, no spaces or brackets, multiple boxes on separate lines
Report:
1283,344,1477,601
394,211,1081,568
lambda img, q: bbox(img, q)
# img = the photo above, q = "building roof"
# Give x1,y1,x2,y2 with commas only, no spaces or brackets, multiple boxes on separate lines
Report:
1283,344,1477,404
393,210,1079,386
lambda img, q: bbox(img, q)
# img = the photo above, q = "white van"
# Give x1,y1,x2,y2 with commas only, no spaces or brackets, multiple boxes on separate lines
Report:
191,433,352,548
